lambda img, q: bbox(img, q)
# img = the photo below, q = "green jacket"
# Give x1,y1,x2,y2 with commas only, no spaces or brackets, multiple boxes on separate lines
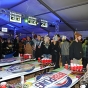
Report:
82,40,88,58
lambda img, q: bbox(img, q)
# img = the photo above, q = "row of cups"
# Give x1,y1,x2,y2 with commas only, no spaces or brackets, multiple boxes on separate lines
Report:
38,58,52,64
0,82,22,88
65,63,83,71
19,54,32,59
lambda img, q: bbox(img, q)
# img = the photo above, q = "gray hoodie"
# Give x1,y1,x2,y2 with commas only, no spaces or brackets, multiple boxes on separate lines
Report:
61,40,69,55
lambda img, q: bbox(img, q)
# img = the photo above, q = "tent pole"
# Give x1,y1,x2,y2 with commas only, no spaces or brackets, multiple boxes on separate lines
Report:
35,1,88,16
37,0,76,32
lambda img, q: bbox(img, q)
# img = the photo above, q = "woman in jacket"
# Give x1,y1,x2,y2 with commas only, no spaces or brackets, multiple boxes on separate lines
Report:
41,36,51,59
51,35,61,68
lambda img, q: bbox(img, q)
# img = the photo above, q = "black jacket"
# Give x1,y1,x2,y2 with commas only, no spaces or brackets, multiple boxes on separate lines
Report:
41,42,51,55
69,41,83,60
51,41,61,54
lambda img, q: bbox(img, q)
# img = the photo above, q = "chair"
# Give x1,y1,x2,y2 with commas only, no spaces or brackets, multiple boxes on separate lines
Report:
3,52,15,59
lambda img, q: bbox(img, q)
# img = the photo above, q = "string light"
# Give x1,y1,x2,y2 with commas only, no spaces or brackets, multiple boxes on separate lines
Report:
24,19,28,23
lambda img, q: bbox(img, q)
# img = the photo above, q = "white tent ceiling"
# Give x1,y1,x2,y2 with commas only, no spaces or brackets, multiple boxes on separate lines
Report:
0,0,88,35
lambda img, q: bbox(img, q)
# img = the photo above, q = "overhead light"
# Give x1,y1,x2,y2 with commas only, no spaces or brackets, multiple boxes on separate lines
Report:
10,12,21,23
1,27,8,32
24,19,28,23
28,16,37,26
15,13,21,23
10,12,15,22
41,19,48,28
11,15,15,20
16,16,20,21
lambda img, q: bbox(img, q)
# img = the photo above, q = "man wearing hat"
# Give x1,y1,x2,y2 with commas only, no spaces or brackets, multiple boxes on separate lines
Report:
69,32,83,64
61,35,70,66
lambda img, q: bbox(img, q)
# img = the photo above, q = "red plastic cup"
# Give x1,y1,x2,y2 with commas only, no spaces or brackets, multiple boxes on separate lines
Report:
71,66,73,71
80,65,83,69
20,54,23,57
47,59,50,64
0,82,7,88
75,65,78,71
44,59,46,64
42,59,45,64
65,64,68,69
78,65,80,71
23,54,26,59
41,59,43,63
76,64,79,71
29,55,31,59
48,59,51,63
50,59,52,63
38,57,41,62
70,63,74,71
73,64,76,71
46,59,48,63
27,54,29,59
44,59,46,63
73,66,75,71
79,65,83,71
23,55,26,59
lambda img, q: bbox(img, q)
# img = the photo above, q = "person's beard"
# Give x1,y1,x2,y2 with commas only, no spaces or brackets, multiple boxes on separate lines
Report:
77,37,81,42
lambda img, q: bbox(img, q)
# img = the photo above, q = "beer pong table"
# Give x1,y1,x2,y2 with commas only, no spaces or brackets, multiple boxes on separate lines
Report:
0,61,54,82
26,67,83,88
0,57,36,67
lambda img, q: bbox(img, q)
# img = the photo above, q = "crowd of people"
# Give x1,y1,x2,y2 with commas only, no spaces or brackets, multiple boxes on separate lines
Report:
0,32,88,69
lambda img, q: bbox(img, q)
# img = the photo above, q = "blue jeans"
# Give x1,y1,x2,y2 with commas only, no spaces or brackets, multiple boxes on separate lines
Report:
62,55,70,66
42,54,51,58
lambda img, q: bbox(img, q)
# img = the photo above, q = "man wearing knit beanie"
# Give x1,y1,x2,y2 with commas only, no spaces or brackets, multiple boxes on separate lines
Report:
69,32,83,64
61,35,70,66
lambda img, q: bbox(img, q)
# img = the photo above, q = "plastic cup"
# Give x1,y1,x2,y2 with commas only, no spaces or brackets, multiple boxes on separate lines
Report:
80,65,83,69
49,59,51,63
71,66,73,71
44,59,46,64
20,54,23,57
76,64,79,71
29,55,31,59
80,65,83,71
23,55,26,59
70,63,74,71
23,54,27,59
27,55,29,59
38,57,41,62
73,64,76,71
41,59,43,63
65,64,68,69
50,59,52,63
42,59,45,64
0,82,7,88
46,59,49,64
78,65,80,71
